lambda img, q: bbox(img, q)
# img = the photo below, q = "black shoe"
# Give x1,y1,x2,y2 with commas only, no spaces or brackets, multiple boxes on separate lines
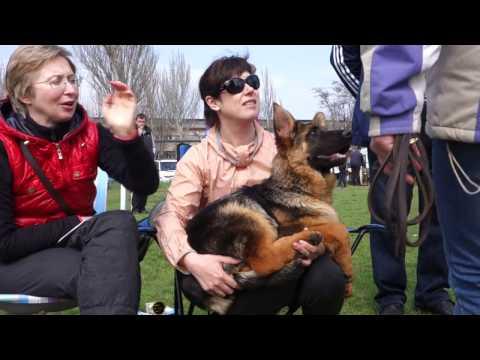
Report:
416,300,454,315
378,303,404,315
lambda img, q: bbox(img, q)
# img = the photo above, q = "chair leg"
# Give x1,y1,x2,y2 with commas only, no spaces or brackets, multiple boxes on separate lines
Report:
174,271,184,315
351,230,367,255
187,302,195,315
173,270,200,315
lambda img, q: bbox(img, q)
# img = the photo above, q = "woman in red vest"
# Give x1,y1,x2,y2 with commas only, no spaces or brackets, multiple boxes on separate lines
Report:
0,45,159,314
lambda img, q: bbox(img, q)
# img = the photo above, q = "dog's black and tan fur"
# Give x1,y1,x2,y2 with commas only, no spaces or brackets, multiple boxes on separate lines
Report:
185,103,352,314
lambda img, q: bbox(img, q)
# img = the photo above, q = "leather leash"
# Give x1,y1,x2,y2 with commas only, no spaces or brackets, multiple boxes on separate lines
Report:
367,134,435,256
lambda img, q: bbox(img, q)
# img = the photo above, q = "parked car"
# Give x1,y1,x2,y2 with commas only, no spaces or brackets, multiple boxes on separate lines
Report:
155,159,177,182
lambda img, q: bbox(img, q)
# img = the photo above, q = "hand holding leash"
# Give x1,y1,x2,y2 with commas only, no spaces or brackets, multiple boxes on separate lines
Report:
368,134,435,256
370,135,422,185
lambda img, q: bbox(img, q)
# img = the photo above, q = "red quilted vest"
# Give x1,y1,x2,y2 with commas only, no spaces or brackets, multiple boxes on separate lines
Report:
0,108,99,227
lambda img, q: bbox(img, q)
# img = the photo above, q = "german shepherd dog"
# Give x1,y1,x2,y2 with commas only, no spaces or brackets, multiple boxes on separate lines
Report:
185,103,352,314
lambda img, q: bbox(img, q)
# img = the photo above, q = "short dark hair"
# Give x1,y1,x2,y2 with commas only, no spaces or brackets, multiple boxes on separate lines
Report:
199,55,256,128
136,113,146,120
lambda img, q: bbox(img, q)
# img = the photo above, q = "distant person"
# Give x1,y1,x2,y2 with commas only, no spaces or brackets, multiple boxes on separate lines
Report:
337,162,348,188
349,146,364,186
131,113,156,214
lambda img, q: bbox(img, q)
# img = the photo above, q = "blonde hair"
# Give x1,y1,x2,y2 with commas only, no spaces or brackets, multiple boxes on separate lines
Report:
5,45,76,117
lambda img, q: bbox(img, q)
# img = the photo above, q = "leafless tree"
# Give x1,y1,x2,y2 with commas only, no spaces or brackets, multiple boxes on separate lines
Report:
259,67,276,131
73,45,164,157
84,91,104,121
313,80,355,128
72,45,161,119
156,52,200,140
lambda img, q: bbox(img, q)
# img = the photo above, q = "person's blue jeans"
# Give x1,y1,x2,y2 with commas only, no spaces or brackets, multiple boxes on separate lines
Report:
368,149,450,309
432,139,480,315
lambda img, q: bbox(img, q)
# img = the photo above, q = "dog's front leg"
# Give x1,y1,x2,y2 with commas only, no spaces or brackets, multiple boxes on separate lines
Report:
309,223,353,297
246,229,322,277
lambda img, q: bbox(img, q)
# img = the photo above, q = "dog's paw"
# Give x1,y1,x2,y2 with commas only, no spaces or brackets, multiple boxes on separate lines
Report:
305,232,326,255
205,296,234,315
234,270,259,289
345,282,353,298
293,256,304,265
307,232,323,246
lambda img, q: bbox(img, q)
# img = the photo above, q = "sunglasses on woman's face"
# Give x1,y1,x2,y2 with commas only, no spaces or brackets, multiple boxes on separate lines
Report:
219,74,260,94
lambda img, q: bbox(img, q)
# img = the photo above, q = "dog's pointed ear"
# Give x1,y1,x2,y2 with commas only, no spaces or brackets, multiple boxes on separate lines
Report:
312,111,327,128
273,103,296,141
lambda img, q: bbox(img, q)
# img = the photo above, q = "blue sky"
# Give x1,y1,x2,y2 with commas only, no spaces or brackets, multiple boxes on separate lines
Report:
0,45,338,119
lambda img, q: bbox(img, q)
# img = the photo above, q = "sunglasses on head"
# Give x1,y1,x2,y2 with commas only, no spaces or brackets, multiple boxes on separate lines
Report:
219,74,260,94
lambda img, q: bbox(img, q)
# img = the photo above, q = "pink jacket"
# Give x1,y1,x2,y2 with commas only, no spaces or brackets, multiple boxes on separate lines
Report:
156,122,277,271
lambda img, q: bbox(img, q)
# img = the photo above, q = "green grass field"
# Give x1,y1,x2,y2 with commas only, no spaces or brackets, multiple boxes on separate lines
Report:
108,181,432,315
6,181,446,315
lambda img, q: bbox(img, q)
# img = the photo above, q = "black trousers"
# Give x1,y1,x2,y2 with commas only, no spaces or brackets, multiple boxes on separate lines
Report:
338,170,348,187
0,211,141,314
132,192,148,212
351,166,361,185
180,254,347,315
368,149,450,308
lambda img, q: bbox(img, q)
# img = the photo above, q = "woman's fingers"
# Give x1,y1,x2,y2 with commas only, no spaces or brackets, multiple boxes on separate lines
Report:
209,278,235,297
218,282,235,296
300,258,313,267
216,255,241,264
222,273,239,289
209,288,226,297
293,242,309,257
108,81,136,101
293,240,320,260
109,80,128,91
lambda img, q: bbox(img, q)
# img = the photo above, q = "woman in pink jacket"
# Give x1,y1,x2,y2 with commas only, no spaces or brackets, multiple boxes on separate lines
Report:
155,55,346,314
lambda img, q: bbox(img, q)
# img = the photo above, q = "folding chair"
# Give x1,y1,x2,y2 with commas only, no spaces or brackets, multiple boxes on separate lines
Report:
136,143,194,266
137,216,156,262
0,169,112,315
348,224,386,255
0,295,77,315
0,168,155,315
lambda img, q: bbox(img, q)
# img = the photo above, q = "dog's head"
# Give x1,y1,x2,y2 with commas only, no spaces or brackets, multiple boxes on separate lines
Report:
273,103,351,173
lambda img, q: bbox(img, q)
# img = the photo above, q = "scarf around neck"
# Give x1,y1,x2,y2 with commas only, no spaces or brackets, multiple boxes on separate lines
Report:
212,120,265,168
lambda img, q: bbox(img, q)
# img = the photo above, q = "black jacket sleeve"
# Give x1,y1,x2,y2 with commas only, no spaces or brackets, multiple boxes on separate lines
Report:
97,124,159,195
143,133,155,158
330,45,362,98
0,142,81,263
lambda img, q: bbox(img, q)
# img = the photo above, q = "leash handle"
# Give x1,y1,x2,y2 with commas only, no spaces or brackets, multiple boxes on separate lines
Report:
367,134,435,256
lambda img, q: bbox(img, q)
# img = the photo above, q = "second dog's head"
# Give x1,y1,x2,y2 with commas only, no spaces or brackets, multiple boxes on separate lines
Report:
273,103,351,174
